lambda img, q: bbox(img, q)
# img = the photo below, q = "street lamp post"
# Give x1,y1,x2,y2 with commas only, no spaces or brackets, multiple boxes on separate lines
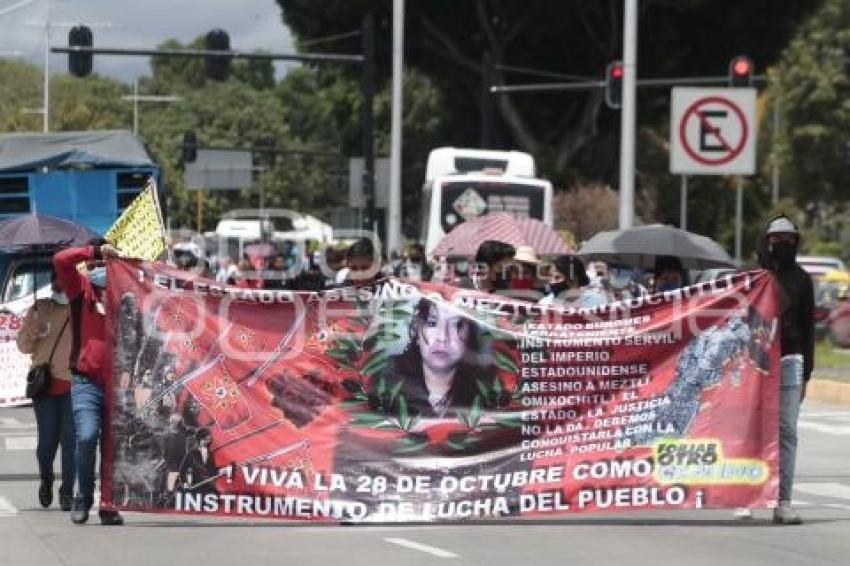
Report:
121,78,181,136
618,0,638,229
387,0,404,255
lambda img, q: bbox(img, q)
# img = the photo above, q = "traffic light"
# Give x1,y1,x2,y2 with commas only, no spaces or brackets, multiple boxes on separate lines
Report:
729,55,753,87
68,26,93,77
605,61,623,109
205,29,231,81
182,131,197,163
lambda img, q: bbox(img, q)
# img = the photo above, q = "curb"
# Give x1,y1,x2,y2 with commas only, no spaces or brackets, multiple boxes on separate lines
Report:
808,378,850,406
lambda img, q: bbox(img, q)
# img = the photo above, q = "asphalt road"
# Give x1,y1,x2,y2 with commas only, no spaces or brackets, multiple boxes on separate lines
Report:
1,401,849,566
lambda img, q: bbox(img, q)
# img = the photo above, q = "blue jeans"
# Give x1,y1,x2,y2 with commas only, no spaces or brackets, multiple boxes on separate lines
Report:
779,355,803,503
71,375,104,501
32,393,76,495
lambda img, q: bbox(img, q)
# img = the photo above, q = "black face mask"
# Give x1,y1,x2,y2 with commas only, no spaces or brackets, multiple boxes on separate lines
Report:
492,276,510,290
769,241,797,269
546,281,570,296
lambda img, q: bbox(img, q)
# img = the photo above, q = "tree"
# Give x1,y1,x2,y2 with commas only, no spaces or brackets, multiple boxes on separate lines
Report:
0,59,131,132
277,0,819,182
553,183,618,243
275,65,448,237
50,74,131,131
0,59,43,132
759,0,850,262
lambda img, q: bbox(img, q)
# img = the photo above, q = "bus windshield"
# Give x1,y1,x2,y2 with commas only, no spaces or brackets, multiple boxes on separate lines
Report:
439,180,546,233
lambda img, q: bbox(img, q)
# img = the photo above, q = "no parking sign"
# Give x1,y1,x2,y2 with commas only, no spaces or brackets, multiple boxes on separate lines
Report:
670,87,757,175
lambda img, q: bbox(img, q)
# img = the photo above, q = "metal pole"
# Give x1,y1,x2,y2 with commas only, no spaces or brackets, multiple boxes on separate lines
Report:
54,44,363,65
680,175,688,231
618,0,638,229
735,177,743,262
772,96,780,205
42,0,50,132
387,0,404,256
133,78,139,135
480,52,493,147
197,189,203,233
361,13,376,234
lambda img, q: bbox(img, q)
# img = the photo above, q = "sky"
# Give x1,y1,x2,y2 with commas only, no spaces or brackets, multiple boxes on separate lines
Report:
0,0,296,83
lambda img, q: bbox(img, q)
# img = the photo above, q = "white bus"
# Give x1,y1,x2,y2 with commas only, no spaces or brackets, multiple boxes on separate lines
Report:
421,148,553,256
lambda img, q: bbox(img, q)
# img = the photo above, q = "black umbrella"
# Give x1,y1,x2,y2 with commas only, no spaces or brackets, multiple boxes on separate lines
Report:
577,224,737,270
0,213,98,251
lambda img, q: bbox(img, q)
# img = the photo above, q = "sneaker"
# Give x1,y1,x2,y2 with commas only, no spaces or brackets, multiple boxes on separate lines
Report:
70,496,93,525
98,509,124,526
773,502,802,525
733,507,753,520
38,478,53,508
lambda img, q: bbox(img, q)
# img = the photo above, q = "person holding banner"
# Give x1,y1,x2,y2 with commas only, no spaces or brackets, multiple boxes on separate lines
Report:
53,239,125,526
539,255,591,306
736,216,814,524
466,240,516,294
16,272,75,511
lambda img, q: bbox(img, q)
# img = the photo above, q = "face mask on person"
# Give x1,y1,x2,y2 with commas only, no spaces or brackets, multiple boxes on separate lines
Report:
609,270,631,290
546,281,569,296
87,266,107,289
769,241,797,269
492,275,510,290
52,290,69,305
657,282,680,292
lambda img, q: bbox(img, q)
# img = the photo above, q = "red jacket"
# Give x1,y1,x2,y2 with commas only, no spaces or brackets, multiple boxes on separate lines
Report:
53,245,108,387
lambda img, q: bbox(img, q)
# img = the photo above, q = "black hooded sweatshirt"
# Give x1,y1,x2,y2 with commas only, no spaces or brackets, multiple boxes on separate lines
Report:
756,224,815,381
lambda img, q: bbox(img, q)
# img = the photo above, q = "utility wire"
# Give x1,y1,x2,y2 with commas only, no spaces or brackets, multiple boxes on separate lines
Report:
494,63,596,82
300,29,361,48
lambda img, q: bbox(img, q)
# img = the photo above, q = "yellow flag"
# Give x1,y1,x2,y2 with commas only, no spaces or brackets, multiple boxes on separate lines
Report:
105,179,165,261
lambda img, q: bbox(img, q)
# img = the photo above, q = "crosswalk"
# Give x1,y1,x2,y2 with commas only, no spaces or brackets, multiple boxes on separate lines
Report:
0,496,17,516
1,411,850,517
0,416,36,451
798,411,850,435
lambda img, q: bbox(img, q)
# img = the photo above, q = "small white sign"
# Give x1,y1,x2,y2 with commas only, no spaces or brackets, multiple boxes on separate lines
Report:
670,87,757,175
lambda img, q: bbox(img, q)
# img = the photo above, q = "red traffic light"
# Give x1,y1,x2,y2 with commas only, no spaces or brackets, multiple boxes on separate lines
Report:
732,58,751,76
728,55,754,87
605,61,623,109
610,63,624,79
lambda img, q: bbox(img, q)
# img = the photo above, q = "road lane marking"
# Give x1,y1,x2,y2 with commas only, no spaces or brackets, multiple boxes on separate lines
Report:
795,483,850,500
0,496,18,516
798,420,850,435
385,538,458,559
801,412,850,418
823,503,850,510
4,436,37,450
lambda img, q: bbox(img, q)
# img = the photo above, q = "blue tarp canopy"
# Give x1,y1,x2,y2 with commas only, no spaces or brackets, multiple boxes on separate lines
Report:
0,130,154,172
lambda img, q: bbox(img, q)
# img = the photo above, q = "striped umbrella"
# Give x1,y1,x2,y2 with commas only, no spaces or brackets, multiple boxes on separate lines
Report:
431,213,573,257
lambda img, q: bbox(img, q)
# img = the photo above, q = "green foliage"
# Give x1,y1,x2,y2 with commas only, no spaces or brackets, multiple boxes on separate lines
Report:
0,59,44,132
760,0,850,263
278,0,819,185
765,0,850,205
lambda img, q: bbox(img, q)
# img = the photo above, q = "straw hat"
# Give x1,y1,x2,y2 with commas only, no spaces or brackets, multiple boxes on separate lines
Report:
513,245,540,265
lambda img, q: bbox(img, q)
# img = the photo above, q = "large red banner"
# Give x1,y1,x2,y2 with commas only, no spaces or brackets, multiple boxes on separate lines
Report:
104,260,780,521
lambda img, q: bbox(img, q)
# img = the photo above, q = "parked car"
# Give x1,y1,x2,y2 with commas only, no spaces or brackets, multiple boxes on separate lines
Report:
797,255,847,282
828,300,850,348
0,251,54,304
815,271,850,340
